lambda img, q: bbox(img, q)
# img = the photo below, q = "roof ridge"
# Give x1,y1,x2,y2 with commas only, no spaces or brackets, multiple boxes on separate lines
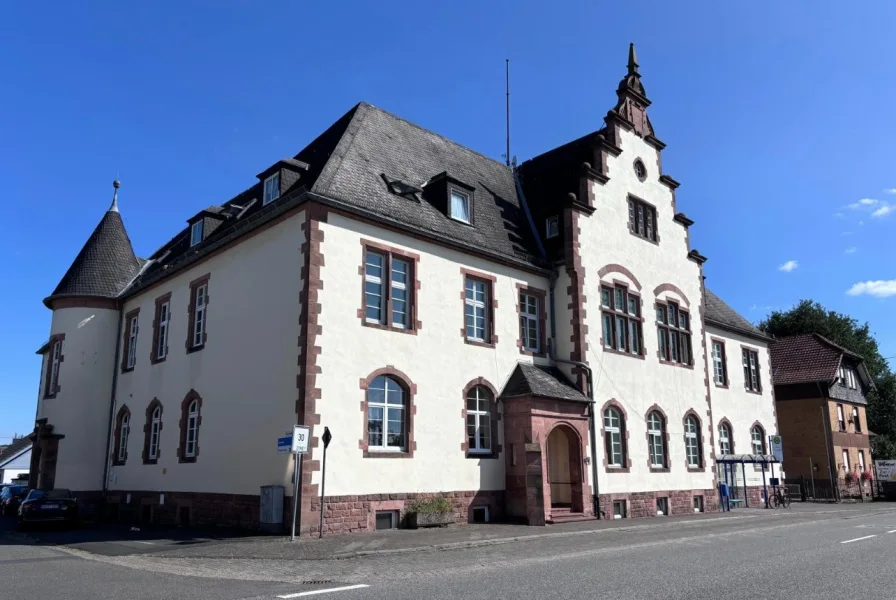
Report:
809,333,864,360
359,102,510,171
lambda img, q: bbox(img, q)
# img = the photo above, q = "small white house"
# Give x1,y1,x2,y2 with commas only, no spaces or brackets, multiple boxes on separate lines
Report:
0,438,32,484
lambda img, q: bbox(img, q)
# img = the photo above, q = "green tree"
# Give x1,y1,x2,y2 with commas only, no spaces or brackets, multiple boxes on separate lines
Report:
760,300,896,460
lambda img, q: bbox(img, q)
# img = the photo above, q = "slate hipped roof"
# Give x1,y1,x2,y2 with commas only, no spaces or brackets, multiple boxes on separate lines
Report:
769,333,873,388
44,197,141,308
0,437,31,467
703,288,771,341
500,363,590,403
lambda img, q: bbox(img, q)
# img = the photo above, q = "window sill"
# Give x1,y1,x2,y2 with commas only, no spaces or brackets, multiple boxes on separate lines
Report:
43,393,57,400
186,344,205,355
464,338,496,349
602,346,645,360
659,359,694,370
649,466,670,473
179,456,197,464
150,355,168,365
518,347,546,358
121,366,135,374
364,450,412,458
142,459,159,466
112,459,126,467
606,466,631,474
466,450,499,460
363,321,418,335
629,229,660,246
714,382,729,389
744,388,762,395
687,466,705,473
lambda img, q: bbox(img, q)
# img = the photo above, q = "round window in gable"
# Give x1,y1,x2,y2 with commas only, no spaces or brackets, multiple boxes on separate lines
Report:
634,159,647,182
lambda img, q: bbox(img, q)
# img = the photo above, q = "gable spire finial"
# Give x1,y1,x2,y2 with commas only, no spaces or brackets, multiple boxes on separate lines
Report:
110,179,120,213
627,42,639,76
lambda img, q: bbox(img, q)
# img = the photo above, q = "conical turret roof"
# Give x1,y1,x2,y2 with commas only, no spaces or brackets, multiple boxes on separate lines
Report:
44,184,141,308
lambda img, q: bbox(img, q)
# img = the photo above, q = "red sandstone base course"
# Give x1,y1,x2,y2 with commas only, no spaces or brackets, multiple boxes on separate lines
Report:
89,486,770,534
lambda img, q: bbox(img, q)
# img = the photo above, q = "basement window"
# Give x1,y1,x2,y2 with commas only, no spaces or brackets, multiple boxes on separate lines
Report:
613,501,626,520
656,497,668,516
375,510,398,530
472,506,489,523
693,496,704,513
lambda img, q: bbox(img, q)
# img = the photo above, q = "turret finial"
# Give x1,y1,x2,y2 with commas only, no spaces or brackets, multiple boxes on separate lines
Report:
110,179,120,212
627,43,639,75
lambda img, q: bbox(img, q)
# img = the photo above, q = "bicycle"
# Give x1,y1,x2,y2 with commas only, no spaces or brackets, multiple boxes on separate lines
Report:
771,486,791,508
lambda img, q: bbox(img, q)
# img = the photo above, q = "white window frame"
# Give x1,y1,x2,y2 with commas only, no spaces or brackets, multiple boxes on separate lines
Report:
126,315,138,369
185,400,199,458
718,423,731,455
685,416,700,468
190,221,203,247
157,300,170,359
367,376,406,452
858,450,866,473
466,386,492,454
149,407,161,460
519,292,540,352
364,251,386,324
263,172,280,205
449,189,471,223
192,284,207,348
837,404,846,431
712,342,726,385
545,215,559,239
390,258,410,329
648,412,665,468
464,278,488,342
48,341,62,394
604,408,624,467
751,426,764,456
743,349,760,391
842,449,850,472
118,413,130,462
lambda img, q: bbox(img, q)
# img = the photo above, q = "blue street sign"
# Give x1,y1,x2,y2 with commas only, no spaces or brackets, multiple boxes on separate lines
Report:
277,435,292,453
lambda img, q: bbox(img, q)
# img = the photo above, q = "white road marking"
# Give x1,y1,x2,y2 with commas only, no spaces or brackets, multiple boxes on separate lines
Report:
277,584,369,598
888,530,896,534
132,541,155,545
841,535,877,544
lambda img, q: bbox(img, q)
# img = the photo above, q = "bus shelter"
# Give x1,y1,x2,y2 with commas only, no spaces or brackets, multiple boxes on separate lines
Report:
717,454,781,510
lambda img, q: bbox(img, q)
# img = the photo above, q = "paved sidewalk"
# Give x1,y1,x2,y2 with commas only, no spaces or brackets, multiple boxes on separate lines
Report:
127,502,895,560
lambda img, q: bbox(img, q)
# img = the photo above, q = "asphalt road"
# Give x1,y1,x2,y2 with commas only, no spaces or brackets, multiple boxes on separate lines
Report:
2,505,895,600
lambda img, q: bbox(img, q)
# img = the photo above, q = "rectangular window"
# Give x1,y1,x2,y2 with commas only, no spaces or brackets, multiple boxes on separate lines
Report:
613,500,626,520
849,369,857,389
712,341,727,385
601,284,642,356
154,298,170,361
628,196,658,242
190,221,203,247
450,190,470,223
263,172,280,205
47,340,62,396
363,248,416,330
519,292,541,352
465,277,489,342
852,407,861,432
742,348,761,391
858,450,866,472
693,496,704,513
545,216,559,239
187,281,208,351
842,449,850,472
375,510,397,530
656,497,668,516
657,301,691,365
126,314,138,369
837,404,846,432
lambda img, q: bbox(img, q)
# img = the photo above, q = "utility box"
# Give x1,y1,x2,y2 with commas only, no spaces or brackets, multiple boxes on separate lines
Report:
260,485,284,533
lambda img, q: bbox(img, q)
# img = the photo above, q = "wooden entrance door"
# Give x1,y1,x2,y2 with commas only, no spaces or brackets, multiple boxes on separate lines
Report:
548,427,572,505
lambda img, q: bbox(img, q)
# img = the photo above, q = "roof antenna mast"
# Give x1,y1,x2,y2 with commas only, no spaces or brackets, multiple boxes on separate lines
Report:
505,58,511,167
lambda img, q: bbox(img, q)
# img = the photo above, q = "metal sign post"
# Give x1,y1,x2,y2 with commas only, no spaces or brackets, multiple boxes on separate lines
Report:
319,427,332,538
289,425,311,542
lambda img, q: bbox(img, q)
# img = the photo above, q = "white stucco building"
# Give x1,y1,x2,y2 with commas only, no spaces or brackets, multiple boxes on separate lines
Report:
29,45,779,532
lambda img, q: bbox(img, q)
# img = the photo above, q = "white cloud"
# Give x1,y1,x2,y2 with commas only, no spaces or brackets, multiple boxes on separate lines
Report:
778,260,799,272
848,198,879,209
847,280,896,298
845,247,857,254
872,204,895,218
884,189,896,195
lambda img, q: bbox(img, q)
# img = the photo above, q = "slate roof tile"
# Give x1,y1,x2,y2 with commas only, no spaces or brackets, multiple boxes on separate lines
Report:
500,363,589,403
704,288,770,341
0,437,31,467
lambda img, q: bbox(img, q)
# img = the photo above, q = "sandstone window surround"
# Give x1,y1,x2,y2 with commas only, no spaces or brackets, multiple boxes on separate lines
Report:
43,333,65,399
359,241,420,334
113,405,131,466
742,346,761,393
151,292,172,363
683,411,705,472
627,194,658,243
142,399,163,465
646,407,669,472
711,338,728,386
718,420,734,455
359,368,417,458
178,390,203,463
186,274,210,353
461,268,498,348
656,300,692,367
600,282,643,358
121,308,140,372
516,284,546,357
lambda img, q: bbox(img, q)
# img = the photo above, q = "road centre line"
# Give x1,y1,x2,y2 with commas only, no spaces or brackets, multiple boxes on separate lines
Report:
277,584,370,598
888,530,896,534
841,535,877,544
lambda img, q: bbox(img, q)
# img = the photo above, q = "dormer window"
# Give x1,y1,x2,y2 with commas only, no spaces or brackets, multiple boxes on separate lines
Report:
546,216,559,239
190,221,203,247
263,173,280,205
450,190,470,223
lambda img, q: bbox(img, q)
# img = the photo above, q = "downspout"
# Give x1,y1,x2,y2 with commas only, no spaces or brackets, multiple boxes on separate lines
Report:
101,308,125,505
548,268,601,519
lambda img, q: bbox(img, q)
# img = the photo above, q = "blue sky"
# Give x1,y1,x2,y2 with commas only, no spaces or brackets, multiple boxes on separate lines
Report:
2,1,896,441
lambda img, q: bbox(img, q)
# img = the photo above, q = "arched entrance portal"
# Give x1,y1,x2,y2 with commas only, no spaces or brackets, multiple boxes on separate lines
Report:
546,425,584,513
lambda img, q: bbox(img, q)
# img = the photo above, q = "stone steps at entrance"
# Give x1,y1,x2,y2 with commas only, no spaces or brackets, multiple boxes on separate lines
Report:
547,509,593,524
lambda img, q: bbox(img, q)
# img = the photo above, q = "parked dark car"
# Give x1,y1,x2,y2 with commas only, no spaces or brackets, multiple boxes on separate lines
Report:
1,485,28,517
17,488,78,529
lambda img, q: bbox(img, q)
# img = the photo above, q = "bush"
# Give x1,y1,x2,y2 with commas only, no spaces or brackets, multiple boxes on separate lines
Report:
861,469,873,481
408,496,452,514
845,471,857,484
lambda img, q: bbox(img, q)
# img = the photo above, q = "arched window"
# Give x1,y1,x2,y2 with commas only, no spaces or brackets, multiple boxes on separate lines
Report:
114,408,131,464
185,400,199,458
466,386,493,453
368,376,406,452
604,407,626,467
647,411,666,468
149,407,161,460
718,422,732,455
684,415,701,468
751,425,766,456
